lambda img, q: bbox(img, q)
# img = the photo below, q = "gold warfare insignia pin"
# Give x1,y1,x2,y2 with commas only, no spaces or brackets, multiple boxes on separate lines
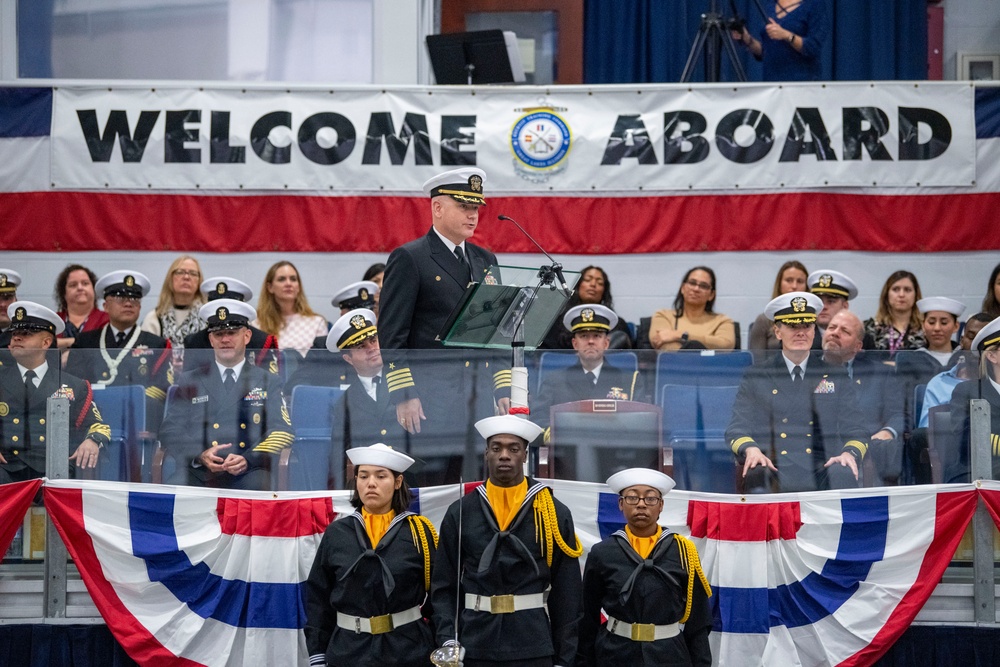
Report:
819,274,832,288
217,282,227,294
218,307,228,321
253,413,261,424
469,174,483,193
792,297,807,313
0,402,7,417
14,307,25,321
360,288,369,300
125,275,135,287
582,308,594,322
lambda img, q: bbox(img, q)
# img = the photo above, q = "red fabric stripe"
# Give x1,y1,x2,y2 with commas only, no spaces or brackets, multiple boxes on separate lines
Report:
687,499,802,542
836,489,978,667
0,479,42,562
3,190,1000,253
43,486,206,667
215,496,335,537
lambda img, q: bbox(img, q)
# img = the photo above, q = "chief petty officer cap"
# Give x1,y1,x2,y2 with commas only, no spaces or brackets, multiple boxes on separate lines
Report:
916,296,966,318
972,316,1000,352
807,270,858,300
7,301,65,336
332,281,378,310
765,291,824,325
96,270,151,299
422,167,486,206
327,308,377,352
606,467,676,496
198,299,256,333
0,269,22,294
202,276,253,303
346,442,414,473
475,414,543,444
563,303,618,333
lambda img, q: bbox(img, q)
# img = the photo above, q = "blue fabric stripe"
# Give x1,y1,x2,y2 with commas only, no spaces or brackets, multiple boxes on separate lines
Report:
0,88,51,138
975,88,1000,139
596,492,625,540
127,492,304,629
712,586,771,634
409,488,420,514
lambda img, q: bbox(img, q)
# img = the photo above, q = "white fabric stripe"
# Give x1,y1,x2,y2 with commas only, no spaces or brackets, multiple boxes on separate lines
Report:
0,137,49,192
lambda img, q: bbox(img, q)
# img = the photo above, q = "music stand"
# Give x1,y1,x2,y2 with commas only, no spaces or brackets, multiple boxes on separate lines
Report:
426,30,526,85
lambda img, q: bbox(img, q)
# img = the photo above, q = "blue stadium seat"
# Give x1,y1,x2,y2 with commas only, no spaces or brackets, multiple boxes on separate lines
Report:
535,351,638,393
280,385,346,491
90,384,145,482
654,350,752,395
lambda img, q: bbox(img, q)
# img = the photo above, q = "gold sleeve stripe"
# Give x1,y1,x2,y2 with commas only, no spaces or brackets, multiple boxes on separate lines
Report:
88,424,112,441
731,436,755,455
386,369,416,391
254,431,294,452
493,370,512,389
145,386,167,401
844,440,868,458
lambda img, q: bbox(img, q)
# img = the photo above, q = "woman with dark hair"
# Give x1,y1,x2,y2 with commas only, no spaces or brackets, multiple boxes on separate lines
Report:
253,260,328,358
748,260,808,355
649,267,735,351
863,270,926,354
541,265,633,349
54,264,109,349
305,444,438,667
364,262,386,316
981,263,1000,318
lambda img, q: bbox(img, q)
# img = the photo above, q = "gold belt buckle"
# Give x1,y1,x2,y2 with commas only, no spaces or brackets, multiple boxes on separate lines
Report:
369,613,394,635
631,622,656,642
490,594,515,614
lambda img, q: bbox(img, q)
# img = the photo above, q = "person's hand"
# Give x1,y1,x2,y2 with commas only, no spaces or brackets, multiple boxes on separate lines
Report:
221,453,248,476
731,26,750,44
765,18,791,41
198,443,233,473
0,450,9,464
396,398,425,434
742,445,777,476
824,452,859,479
69,438,101,469
650,329,684,348
496,397,511,415
871,429,893,441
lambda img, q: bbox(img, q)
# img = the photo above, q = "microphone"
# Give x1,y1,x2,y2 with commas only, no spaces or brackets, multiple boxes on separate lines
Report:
497,214,572,296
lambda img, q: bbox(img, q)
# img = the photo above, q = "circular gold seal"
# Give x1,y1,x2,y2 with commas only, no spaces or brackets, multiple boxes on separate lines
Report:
0,402,8,417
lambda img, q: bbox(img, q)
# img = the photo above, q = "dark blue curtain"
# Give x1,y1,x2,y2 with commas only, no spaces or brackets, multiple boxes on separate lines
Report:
0,625,137,667
584,0,927,83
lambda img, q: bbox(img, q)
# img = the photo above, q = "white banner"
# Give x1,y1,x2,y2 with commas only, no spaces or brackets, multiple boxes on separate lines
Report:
50,82,977,193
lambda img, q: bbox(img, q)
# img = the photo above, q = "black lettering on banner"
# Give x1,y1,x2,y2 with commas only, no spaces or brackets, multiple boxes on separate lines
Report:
715,109,773,163
164,110,201,163
362,112,432,165
210,111,246,164
251,111,293,164
601,115,658,165
842,107,892,161
440,115,476,165
663,111,710,164
898,107,951,161
76,109,160,162
779,108,837,162
298,112,356,165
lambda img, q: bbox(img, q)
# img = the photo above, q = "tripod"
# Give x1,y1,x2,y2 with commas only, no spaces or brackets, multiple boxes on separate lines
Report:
680,0,747,83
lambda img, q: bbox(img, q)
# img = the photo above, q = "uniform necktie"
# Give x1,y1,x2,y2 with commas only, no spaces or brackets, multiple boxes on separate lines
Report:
23,370,37,404
224,368,236,391
454,246,471,280
115,330,126,347
792,366,803,382
372,375,382,401
585,370,597,385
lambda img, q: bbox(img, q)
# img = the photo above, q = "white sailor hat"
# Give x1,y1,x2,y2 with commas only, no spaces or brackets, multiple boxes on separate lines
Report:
198,299,256,333
202,277,253,303
475,414,543,444
765,291,824,325
332,281,378,310
808,270,858,300
422,167,486,206
96,270,151,299
7,301,65,336
606,467,676,495
327,308,378,351
972,316,1000,352
916,297,966,318
346,443,414,473
0,269,22,294
563,304,618,333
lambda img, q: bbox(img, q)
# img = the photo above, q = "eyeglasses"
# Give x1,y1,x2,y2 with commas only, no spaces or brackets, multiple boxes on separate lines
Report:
622,494,662,506
685,279,713,291
173,269,200,278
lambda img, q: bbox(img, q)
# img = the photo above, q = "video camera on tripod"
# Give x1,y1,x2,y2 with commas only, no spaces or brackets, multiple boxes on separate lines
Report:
680,0,768,83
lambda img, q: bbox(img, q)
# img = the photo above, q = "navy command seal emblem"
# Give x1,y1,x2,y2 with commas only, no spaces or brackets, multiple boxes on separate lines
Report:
510,107,572,183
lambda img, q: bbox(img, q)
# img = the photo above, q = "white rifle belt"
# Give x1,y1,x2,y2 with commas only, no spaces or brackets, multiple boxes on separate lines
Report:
464,592,545,614
336,605,422,635
606,615,680,642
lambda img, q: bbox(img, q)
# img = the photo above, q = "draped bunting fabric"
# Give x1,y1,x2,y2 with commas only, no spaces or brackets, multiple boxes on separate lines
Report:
0,479,42,559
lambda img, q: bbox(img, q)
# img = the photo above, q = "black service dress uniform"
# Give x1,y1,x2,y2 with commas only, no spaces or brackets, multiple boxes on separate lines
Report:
182,326,280,375
531,359,641,429
304,510,438,667
328,373,407,486
943,376,1000,483
578,530,713,667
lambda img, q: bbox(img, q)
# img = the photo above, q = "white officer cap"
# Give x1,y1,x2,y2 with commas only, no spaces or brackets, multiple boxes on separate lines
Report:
202,277,253,302
562,304,618,333
765,291,824,325
346,443,414,473
7,301,65,336
916,297,966,318
475,414,543,444
198,299,256,333
808,270,858,300
422,167,486,205
606,467,676,495
327,308,378,351
0,269,22,294
972,316,1000,352
96,270,151,299
332,281,378,310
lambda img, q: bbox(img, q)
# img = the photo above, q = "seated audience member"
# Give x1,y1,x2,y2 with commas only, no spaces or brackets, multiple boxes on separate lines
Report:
981,262,1000,318
331,281,378,317
822,310,905,484
919,313,993,427
863,270,925,355
159,299,292,490
66,271,172,430
727,292,867,492
54,264,109,350
140,255,205,348
896,297,964,382
650,267,735,351
542,265,633,350
0,302,110,483
363,262,386,317
254,261,328,359
533,304,642,429
808,269,858,350
0,269,22,351
182,277,280,375
749,260,808,357
943,316,1000,483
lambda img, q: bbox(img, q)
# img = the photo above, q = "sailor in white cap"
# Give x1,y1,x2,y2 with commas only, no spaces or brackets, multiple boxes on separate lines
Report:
578,468,712,667
158,298,292,490
304,443,438,667
0,301,110,482
0,268,22,332
379,166,510,483
726,292,868,492
332,281,379,315
808,269,858,346
431,414,582,667
895,296,967,422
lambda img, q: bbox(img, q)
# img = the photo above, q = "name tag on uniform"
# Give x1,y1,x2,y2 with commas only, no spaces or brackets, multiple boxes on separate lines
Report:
192,395,209,404
814,379,836,394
